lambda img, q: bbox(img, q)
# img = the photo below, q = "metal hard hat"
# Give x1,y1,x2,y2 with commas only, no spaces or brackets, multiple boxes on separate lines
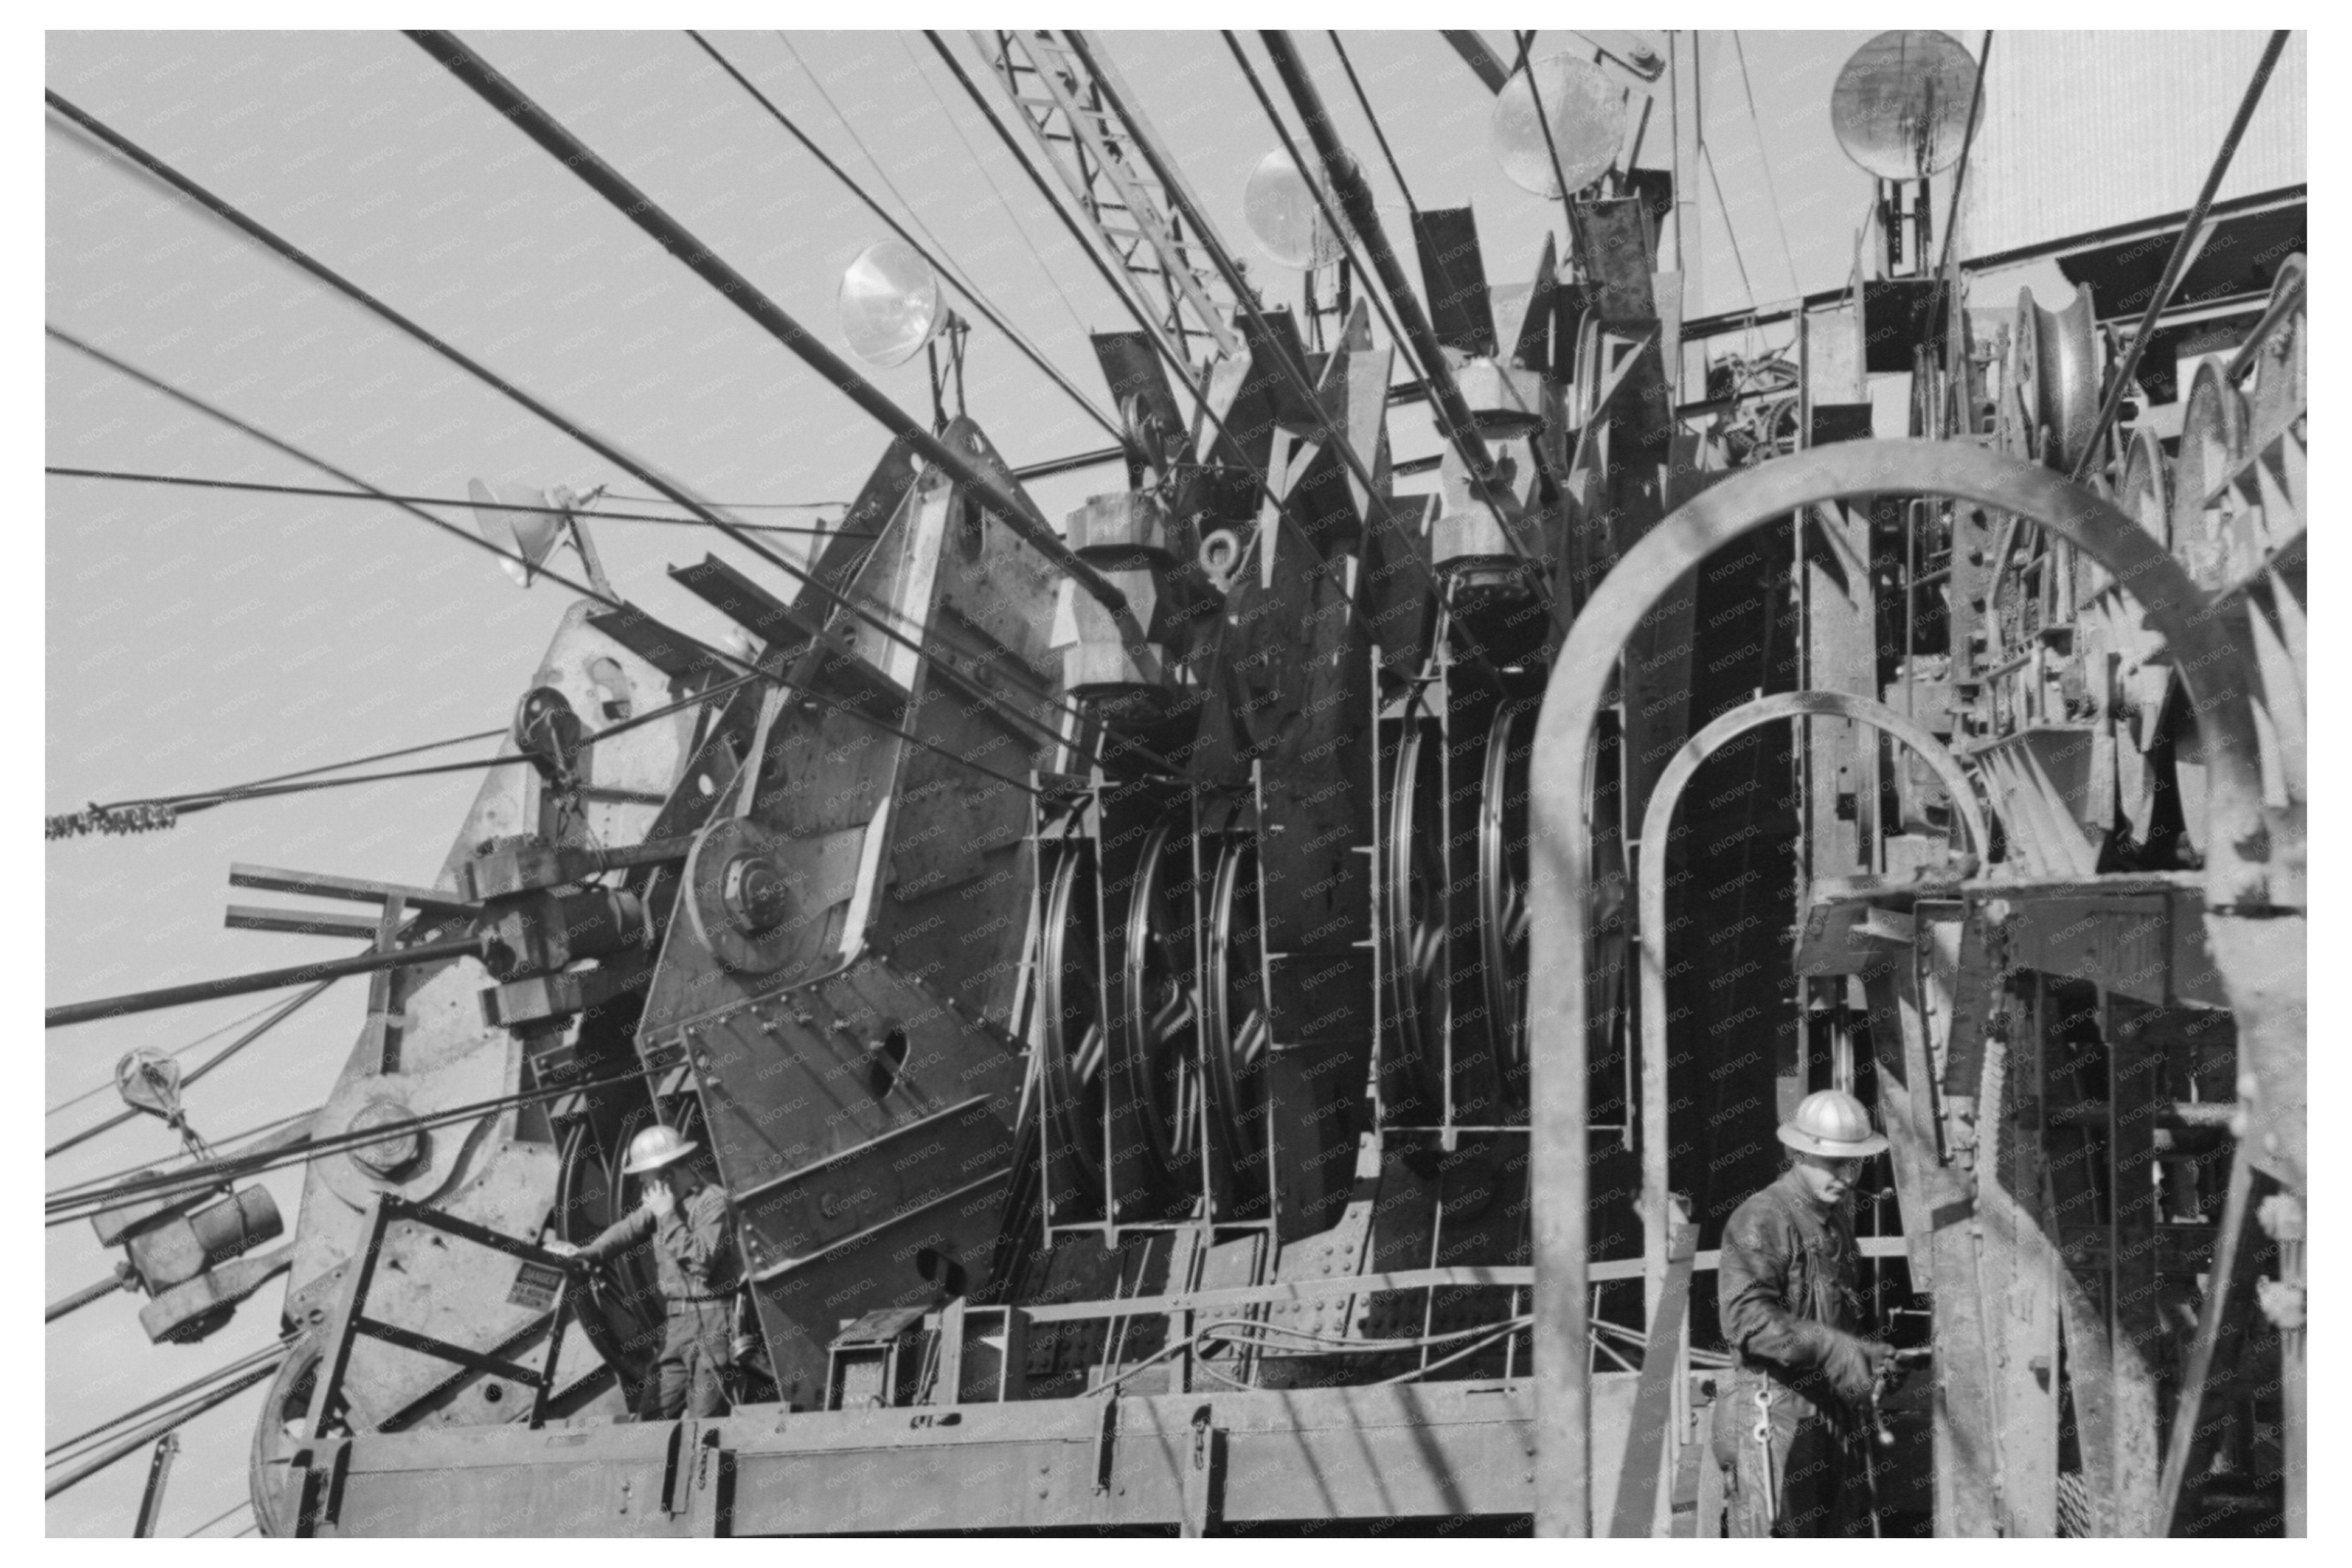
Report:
1777,1089,1890,1159
620,1123,699,1176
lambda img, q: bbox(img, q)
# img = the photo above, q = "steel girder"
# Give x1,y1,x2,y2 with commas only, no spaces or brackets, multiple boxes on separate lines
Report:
286,1377,1646,1536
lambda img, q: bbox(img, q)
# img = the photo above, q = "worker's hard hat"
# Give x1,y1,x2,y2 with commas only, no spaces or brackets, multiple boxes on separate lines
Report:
620,1123,699,1175
1777,1089,1889,1159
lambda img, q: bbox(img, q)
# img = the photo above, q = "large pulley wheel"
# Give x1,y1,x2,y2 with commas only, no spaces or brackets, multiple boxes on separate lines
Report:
1382,706,1450,1116
1479,701,1536,1108
682,815,803,975
1040,848,1108,1196
1204,838,1271,1194
249,1334,324,1536
1122,819,1204,1188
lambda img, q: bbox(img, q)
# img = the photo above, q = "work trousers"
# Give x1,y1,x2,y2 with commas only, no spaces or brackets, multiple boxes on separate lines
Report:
642,1297,734,1421
1714,1372,1870,1537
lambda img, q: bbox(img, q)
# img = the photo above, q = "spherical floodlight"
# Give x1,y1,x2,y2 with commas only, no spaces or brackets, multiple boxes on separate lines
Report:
837,238,942,369
468,478,565,588
1830,30,1979,181
1241,148,1355,270
1491,54,1626,198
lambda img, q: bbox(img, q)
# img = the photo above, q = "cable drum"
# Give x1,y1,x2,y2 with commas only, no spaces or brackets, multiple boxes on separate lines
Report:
1382,706,1451,1120
1477,701,1537,1113
1203,838,1271,1201
1121,819,1205,1192
1039,848,1108,1208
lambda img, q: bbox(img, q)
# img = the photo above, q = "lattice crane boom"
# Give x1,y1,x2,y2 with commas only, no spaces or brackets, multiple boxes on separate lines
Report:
973,29,1243,368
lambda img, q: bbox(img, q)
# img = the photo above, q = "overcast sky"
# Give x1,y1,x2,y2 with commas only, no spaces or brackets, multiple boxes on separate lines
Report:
40,26,1916,1536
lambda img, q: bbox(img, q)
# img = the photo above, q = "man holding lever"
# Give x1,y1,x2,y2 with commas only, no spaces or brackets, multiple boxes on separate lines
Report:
1713,1089,1909,1536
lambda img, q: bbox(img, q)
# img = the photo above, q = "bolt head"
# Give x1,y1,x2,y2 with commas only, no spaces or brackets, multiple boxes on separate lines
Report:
348,1097,421,1179
723,853,793,934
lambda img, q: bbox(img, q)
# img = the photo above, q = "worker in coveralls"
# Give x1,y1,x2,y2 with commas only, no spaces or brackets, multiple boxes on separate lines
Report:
549,1124,741,1419
1713,1089,1896,1536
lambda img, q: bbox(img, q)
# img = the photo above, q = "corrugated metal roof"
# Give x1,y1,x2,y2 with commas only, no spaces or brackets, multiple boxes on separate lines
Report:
1955,30,2305,262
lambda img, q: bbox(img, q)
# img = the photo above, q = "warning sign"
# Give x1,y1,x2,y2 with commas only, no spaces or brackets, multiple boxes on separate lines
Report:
507,1260,565,1311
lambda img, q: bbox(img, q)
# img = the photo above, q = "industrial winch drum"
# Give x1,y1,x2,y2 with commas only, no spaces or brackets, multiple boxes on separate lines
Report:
1122,817,1205,1189
1382,702,1450,1117
1203,836,1271,1196
1040,847,1109,1199
1478,699,1536,1108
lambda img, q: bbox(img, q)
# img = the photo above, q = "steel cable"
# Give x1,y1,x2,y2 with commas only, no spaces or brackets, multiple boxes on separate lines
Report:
2070,29,2292,484
932,30,1507,684
1729,32,1802,299
46,990,310,1118
892,32,1098,348
46,982,335,1159
47,1105,324,1202
47,328,1081,803
400,32,1144,638
935,28,1502,687
1923,32,1994,370
183,1499,255,1538
690,30,1128,452
1327,32,1418,213
923,33,1192,381
46,465,859,536
47,1061,650,1224
1224,34,1525,553
45,82,1119,768
46,1339,290,1460
44,1358,285,1499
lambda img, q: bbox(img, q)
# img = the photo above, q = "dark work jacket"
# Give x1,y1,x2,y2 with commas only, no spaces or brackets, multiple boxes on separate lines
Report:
580,1183,741,1301
1716,1166,1862,1411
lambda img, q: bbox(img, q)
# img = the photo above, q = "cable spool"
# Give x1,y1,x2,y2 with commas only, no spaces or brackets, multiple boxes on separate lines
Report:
1203,835,1270,1204
1477,700,1537,1115
1121,817,1204,1195
1039,845,1108,1211
2013,285,2102,474
1382,698,1451,1120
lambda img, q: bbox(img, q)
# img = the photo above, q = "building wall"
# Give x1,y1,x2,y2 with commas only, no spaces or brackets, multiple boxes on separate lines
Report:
1956,30,2305,261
